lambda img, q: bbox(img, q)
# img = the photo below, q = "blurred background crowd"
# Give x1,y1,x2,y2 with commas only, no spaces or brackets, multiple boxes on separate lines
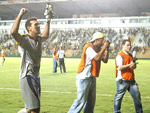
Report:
1,27,150,58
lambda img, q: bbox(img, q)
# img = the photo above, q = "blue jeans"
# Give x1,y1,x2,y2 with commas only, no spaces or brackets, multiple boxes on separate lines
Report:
53,58,57,73
114,80,143,113
68,77,96,113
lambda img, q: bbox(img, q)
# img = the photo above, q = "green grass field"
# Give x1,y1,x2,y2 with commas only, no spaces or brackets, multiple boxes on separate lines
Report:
0,57,150,113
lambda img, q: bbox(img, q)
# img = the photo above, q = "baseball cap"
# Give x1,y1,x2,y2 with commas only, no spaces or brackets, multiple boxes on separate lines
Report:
90,32,105,42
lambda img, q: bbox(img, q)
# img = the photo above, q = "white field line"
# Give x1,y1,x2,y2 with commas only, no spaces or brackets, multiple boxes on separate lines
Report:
0,69,19,72
0,67,49,72
0,87,150,99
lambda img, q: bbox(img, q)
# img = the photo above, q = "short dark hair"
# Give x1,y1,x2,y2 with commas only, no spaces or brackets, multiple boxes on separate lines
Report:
25,17,37,32
122,39,131,45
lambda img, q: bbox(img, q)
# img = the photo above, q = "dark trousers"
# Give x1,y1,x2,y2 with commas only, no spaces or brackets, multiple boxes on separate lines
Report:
59,58,66,73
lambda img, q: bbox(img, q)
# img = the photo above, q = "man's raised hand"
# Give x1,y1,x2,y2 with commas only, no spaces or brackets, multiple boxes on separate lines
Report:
19,8,28,16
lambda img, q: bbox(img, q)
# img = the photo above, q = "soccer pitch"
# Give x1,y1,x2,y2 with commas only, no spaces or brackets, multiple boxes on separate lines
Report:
0,57,150,113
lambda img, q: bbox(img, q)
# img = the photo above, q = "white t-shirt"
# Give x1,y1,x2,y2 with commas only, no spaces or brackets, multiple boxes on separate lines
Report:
115,50,129,81
76,46,97,79
57,50,65,58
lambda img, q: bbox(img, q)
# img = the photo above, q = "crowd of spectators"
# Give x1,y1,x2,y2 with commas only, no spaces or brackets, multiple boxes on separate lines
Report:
0,27,150,58
0,32,19,56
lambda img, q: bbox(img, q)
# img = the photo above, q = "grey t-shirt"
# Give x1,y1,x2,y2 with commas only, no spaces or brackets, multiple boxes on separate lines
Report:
17,35,42,78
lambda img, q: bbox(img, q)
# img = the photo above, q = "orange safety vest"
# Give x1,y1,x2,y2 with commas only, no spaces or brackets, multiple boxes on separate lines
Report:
1,50,5,58
77,43,101,77
115,50,134,80
52,48,58,60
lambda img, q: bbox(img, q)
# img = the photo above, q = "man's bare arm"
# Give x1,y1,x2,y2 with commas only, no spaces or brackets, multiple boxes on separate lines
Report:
41,22,50,42
11,8,28,42
118,61,136,71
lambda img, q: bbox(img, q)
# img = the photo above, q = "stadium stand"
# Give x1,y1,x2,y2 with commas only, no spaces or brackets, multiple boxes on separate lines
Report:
1,25,150,58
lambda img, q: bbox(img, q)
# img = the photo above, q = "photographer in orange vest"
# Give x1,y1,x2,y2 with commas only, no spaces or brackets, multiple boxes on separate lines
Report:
114,39,143,113
68,32,110,113
52,46,58,73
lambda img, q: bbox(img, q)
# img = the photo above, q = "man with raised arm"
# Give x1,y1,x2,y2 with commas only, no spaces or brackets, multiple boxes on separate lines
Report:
11,4,53,113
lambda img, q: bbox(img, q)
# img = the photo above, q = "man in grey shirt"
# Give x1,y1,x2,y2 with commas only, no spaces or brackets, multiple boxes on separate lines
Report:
11,6,53,113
